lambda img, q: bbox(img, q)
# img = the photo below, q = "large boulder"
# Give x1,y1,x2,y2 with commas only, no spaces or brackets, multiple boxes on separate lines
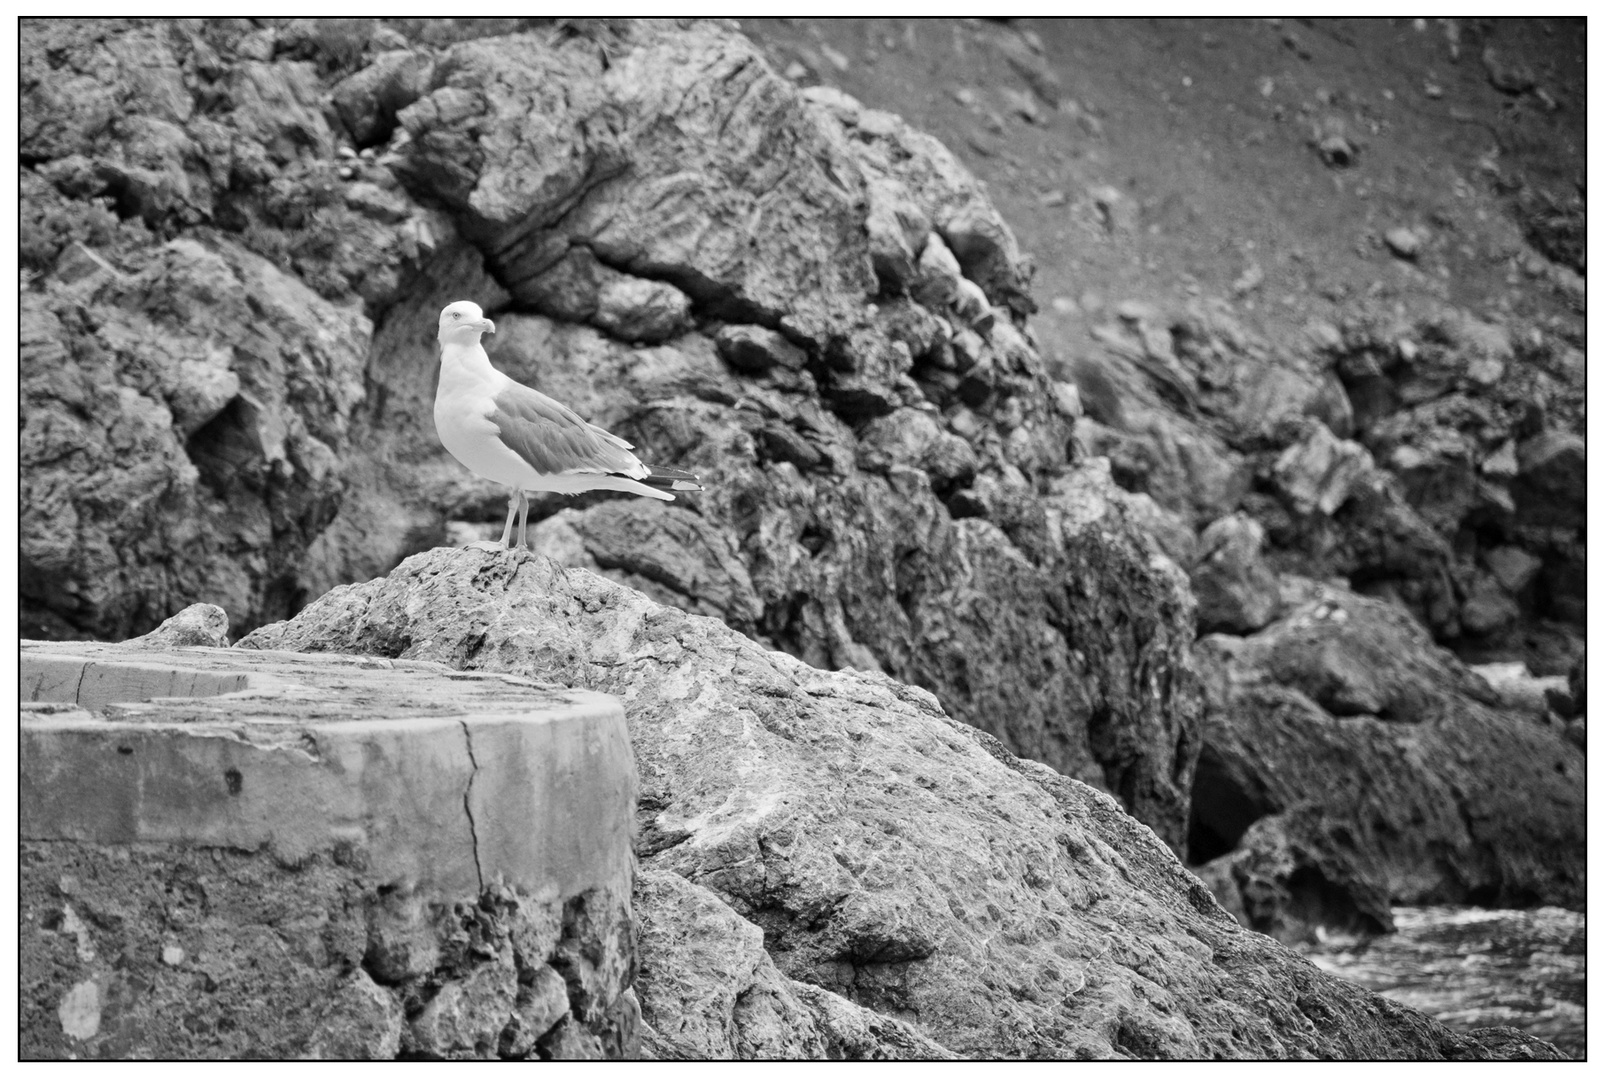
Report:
20,236,369,640
239,545,1558,1060
1190,584,1584,939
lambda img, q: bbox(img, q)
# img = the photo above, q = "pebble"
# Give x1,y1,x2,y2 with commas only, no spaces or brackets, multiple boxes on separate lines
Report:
1039,189,1066,207
1384,227,1423,259
784,61,809,81
820,44,850,72
1232,262,1265,296
1003,88,1040,123
1424,81,1444,99
1115,299,1157,323
162,945,185,966
1317,134,1356,167
951,86,977,108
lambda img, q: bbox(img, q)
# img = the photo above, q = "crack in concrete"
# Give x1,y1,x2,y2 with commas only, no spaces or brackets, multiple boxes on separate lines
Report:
459,720,486,893
71,662,88,706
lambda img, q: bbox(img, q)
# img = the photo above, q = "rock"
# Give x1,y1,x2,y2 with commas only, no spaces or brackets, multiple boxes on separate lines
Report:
525,500,763,634
1089,184,1138,234
1001,87,1040,123
864,177,933,293
1469,661,1570,718
715,325,809,373
1315,133,1356,167
242,545,1553,1059
1192,586,1584,935
408,957,520,1060
302,971,407,1060
1193,808,1394,944
332,49,436,147
124,603,231,648
911,232,964,309
499,966,569,1059
1459,576,1521,637
228,60,335,164
1481,46,1536,94
1384,227,1422,259
1513,431,1584,529
1271,423,1372,517
994,30,1063,108
393,24,876,342
20,236,370,640
594,274,693,344
1191,514,1281,634
634,868,950,1059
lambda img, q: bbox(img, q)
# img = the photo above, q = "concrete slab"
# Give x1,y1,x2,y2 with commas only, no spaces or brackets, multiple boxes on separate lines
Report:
19,640,641,1060
20,640,636,900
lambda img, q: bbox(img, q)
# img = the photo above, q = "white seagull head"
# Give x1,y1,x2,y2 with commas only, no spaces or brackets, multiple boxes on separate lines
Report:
438,300,496,346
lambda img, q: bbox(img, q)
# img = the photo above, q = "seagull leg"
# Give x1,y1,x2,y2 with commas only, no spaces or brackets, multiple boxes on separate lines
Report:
516,490,531,551
498,489,519,548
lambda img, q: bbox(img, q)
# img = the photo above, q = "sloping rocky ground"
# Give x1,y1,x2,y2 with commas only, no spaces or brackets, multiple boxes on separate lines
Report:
19,16,1584,1058
239,546,1558,1060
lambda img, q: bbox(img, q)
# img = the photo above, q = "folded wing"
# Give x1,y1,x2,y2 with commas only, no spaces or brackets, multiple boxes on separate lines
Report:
491,381,646,479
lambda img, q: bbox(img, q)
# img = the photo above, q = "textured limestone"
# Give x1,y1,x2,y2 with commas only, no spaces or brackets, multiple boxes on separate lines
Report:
240,544,1556,1059
1191,585,1585,938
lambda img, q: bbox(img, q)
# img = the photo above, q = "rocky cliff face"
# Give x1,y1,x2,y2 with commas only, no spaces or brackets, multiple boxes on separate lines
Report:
20,17,1199,855
19,16,1584,1053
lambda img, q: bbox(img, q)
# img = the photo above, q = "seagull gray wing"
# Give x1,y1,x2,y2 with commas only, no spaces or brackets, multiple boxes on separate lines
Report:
491,380,644,477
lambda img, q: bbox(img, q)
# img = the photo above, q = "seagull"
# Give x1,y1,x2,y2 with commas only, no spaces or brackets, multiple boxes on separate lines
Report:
433,299,704,550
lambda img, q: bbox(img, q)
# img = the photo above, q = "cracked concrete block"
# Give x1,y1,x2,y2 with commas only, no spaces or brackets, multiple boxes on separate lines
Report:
19,640,640,1060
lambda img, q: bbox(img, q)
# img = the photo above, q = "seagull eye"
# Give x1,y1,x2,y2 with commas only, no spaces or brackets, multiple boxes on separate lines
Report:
452,313,460,319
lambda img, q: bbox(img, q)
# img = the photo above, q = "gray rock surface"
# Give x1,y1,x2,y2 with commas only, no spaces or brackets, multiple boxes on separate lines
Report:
1191,585,1584,937
239,544,1557,1060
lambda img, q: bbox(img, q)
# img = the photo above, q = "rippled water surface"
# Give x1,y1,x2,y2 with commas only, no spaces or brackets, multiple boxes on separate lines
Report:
1299,906,1586,1060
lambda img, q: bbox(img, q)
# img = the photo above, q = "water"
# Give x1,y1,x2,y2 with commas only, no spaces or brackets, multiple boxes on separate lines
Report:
1299,906,1586,1060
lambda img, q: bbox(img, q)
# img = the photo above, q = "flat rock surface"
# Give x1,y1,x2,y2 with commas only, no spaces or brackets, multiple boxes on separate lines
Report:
22,640,636,902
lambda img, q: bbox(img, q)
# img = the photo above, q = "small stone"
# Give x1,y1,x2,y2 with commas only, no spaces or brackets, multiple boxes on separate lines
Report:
1316,134,1356,167
1484,546,1542,595
1424,81,1444,99
1384,227,1422,259
1482,46,1535,95
125,604,231,649
1002,87,1040,123
951,86,977,108
820,44,850,72
1090,185,1137,234
1115,299,1157,323
784,61,808,81
1232,262,1265,296
1039,189,1066,207
715,325,808,374
58,980,101,1041
1050,296,1076,314
162,944,185,965
1051,381,1083,418
1481,440,1518,478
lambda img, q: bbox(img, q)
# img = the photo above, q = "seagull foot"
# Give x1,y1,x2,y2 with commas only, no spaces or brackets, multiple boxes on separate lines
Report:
464,540,505,552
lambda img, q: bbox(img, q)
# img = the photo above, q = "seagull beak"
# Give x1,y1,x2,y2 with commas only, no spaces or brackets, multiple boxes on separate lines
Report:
479,317,496,335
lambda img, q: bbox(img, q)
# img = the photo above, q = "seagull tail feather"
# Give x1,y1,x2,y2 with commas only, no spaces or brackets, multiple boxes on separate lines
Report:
638,464,705,493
